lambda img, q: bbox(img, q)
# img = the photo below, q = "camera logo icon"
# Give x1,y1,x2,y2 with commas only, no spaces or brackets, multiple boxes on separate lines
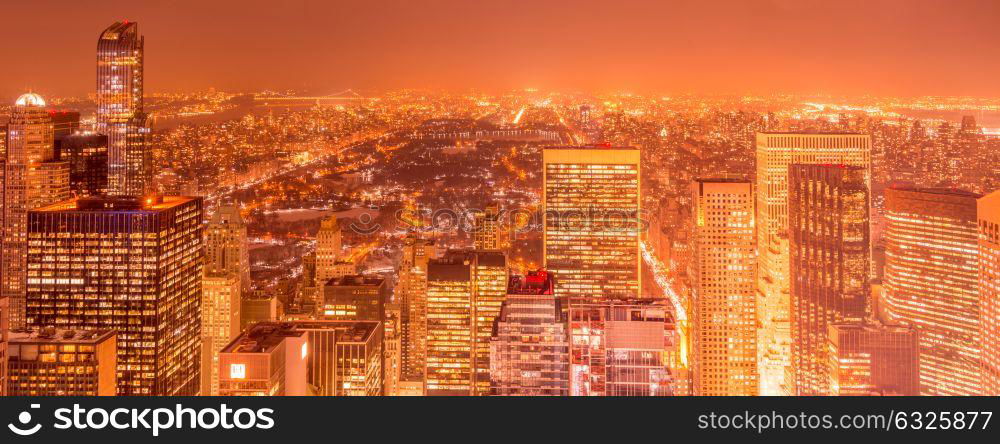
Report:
8,404,42,436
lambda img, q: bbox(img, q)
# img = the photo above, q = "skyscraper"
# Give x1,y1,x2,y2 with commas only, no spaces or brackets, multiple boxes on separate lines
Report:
543,145,641,301
25,196,204,395
321,275,386,322
568,298,671,396
978,190,1000,395
57,132,109,197
398,235,435,381
691,177,758,396
828,322,920,396
473,204,508,251
3,93,70,331
788,164,869,395
883,187,981,396
205,204,250,289
201,273,241,396
754,132,870,395
314,214,342,286
490,269,569,396
96,21,149,197
424,250,506,395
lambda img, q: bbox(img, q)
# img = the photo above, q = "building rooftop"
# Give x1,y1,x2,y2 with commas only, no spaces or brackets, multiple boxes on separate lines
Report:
35,195,199,212
223,320,381,354
507,269,554,295
325,274,384,288
887,186,983,199
7,327,114,344
544,143,638,150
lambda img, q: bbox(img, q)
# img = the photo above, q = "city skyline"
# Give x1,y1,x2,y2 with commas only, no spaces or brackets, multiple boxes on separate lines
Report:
2,0,1000,98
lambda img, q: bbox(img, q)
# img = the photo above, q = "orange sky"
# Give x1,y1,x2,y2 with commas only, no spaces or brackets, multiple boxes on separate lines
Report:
4,0,1000,98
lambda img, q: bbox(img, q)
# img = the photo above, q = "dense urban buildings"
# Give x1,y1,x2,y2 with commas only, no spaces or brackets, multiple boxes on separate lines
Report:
754,132,871,395
6,328,116,396
489,269,569,396
473,204,508,251
24,196,204,395
543,145,641,301
883,187,981,396
397,236,435,383
691,177,758,396
788,164,870,395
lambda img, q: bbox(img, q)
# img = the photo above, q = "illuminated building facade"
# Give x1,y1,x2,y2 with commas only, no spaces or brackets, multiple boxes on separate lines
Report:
241,290,278,331
978,190,1000,395
314,215,342,286
205,204,250,289
201,273,241,396
425,250,506,395
543,145,641,301
754,132,871,395
96,21,149,197
788,165,869,395
568,298,671,396
828,322,919,396
691,178,758,396
398,235,435,380
3,93,71,331
218,323,308,396
294,320,383,396
883,187,981,396
25,196,204,396
321,275,386,322
6,328,116,396
489,269,569,396
57,133,109,196
473,204,508,251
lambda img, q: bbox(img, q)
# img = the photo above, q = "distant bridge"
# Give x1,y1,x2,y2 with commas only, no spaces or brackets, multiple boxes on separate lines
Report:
253,89,370,104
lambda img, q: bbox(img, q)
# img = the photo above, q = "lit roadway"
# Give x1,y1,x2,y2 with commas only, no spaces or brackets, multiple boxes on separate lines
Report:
640,240,687,322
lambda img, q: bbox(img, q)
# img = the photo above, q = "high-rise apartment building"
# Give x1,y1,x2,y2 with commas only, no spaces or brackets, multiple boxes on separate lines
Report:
489,269,569,396
754,132,870,395
543,145,641,301
25,196,203,395
788,165,870,395
315,215,342,286
218,323,309,396
398,235,435,380
205,204,250,289
883,187,981,396
3,93,71,331
828,322,920,396
96,21,149,197
568,298,671,396
425,250,506,395
473,204,508,251
691,177,758,396
6,328,117,396
201,273,241,396
979,190,1000,395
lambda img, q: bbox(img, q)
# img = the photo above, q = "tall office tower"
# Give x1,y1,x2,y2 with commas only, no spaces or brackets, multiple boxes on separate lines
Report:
57,133,109,196
383,303,402,395
828,322,919,396
425,250,507,395
321,275,386,321
96,21,149,197
49,111,81,141
205,204,250,289
568,298,671,396
489,269,570,396
6,328,117,396
296,321,383,396
754,132,870,395
691,178,758,396
25,196,204,395
788,165,870,395
883,187,981,396
473,204,508,251
218,324,309,396
3,93,71,331
980,190,1000,395
201,273,241,396
543,145,641,301
398,235,435,380
315,215,342,286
